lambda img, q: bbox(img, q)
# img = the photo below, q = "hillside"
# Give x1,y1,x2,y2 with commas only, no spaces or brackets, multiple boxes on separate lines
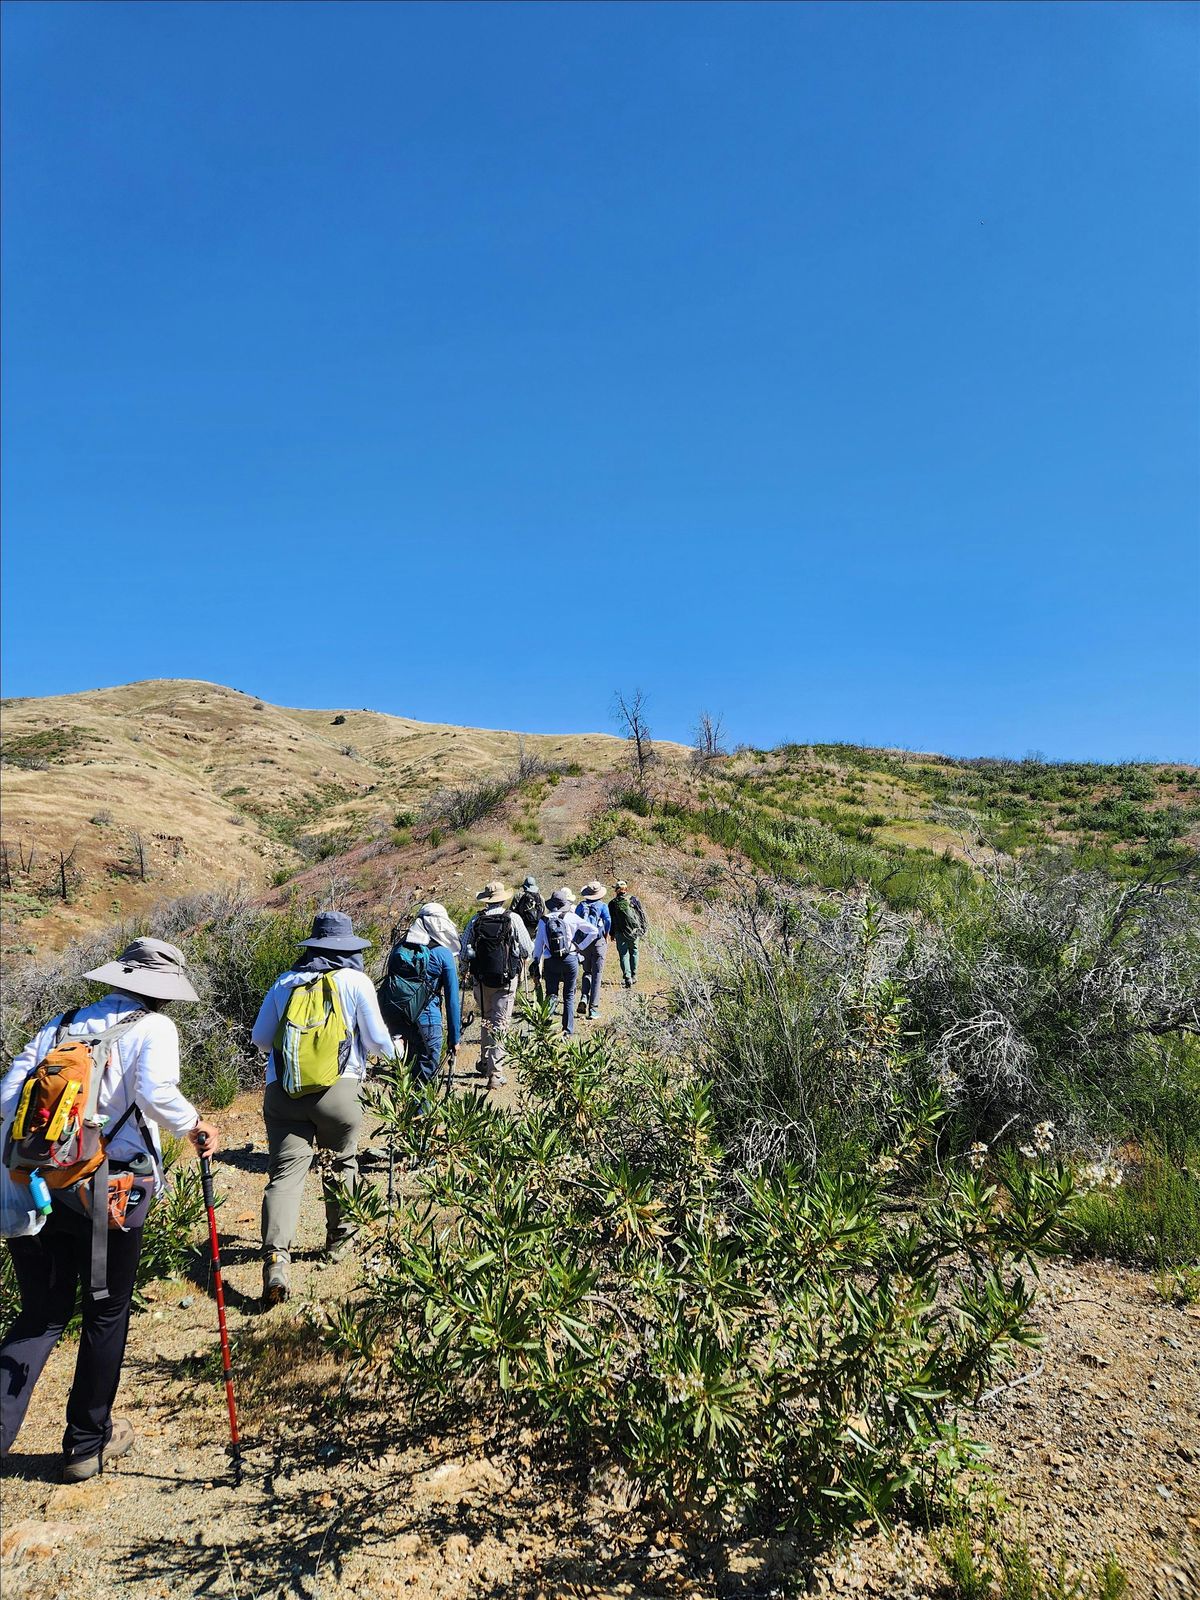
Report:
0,679,651,955
3,679,1197,959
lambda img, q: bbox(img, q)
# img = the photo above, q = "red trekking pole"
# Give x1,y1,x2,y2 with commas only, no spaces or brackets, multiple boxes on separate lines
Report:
199,1149,243,1485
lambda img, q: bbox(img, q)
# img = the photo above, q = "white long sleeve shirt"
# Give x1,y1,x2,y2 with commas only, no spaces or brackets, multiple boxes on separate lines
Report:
251,967,395,1083
531,909,600,962
1,994,201,1166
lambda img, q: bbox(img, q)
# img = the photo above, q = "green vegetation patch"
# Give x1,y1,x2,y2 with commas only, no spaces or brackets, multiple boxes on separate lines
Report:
1,724,90,767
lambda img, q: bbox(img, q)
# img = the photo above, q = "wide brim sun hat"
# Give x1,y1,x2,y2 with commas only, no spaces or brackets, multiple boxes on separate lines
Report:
580,882,607,901
84,937,200,1003
477,880,510,904
300,910,372,952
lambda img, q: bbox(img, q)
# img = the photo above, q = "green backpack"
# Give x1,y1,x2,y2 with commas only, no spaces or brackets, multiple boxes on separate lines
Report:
377,943,440,1032
274,975,351,1097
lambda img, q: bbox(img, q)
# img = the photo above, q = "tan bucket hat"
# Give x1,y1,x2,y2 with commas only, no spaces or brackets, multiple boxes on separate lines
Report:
580,882,607,901
476,880,510,904
84,937,200,1003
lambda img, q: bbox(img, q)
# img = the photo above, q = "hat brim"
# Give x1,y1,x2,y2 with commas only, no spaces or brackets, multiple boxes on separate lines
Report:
84,961,200,1002
301,935,372,952
581,887,607,901
476,890,509,904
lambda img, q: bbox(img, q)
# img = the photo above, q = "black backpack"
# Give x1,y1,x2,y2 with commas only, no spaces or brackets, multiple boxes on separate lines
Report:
471,915,520,987
512,891,544,936
377,943,440,1030
544,912,572,959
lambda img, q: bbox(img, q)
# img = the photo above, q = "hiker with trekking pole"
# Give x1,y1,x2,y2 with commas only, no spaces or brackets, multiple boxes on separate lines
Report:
251,911,396,1306
459,882,533,1090
0,939,221,1480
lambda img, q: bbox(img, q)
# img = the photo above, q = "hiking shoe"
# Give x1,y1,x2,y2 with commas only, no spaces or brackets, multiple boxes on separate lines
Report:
486,1074,506,1090
323,1232,357,1265
263,1251,291,1304
62,1417,134,1482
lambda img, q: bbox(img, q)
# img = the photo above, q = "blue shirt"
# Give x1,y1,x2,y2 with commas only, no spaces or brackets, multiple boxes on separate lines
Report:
577,899,612,937
422,945,462,1048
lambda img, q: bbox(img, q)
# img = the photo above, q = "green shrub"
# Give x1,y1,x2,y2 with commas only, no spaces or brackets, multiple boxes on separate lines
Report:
1073,1142,1200,1269
333,1012,1073,1543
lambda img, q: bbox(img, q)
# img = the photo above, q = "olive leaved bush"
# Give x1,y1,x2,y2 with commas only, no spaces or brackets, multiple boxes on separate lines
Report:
332,1005,1073,1538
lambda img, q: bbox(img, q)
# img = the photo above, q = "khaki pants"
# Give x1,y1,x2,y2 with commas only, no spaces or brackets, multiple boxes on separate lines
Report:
261,1075,363,1254
474,979,517,1082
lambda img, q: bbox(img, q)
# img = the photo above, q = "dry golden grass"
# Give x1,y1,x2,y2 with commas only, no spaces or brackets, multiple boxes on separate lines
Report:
0,678,671,952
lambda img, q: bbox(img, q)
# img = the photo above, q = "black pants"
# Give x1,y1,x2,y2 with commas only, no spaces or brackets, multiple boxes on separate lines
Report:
0,1209,143,1462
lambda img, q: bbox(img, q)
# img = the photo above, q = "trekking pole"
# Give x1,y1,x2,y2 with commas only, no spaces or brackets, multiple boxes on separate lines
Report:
198,1148,243,1486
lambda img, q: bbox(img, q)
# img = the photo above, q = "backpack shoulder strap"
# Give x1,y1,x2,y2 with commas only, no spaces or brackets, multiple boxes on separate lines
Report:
81,1010,149,1124
53,1007,81,1046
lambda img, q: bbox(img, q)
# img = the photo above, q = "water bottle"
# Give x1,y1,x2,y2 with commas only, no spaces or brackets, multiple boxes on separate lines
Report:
28,1171,53,1216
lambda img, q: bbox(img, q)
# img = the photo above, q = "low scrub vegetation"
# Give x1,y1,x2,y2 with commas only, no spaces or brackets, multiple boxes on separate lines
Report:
334,1006,1074,1539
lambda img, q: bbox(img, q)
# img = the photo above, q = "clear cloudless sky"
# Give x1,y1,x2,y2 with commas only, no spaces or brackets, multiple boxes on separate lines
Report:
2,1,1197,758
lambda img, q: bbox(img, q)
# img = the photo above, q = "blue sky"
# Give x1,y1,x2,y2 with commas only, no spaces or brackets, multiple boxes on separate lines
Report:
2,1,1197,759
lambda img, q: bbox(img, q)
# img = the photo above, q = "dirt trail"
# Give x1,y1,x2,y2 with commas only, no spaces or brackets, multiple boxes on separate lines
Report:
3,779,1199,1598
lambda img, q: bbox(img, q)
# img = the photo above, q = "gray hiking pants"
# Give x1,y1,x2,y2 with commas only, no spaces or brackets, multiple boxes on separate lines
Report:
580,940,607,1015
261,1075,363,1255
473,979,517,1083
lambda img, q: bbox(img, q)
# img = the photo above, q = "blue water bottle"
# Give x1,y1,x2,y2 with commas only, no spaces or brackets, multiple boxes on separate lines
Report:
28,1172,53,1216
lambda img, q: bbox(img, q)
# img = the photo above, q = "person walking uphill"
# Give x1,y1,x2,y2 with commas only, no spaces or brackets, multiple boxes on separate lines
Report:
510,877,546,997
0,939,220,1480
252,911,394,1305
532,889,599,1036
576,882,612,1020
609,881,649,988
378,903,461,1086
460,882,532,1090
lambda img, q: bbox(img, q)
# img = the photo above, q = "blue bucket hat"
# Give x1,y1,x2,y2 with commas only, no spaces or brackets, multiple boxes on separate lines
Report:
301,910,371,952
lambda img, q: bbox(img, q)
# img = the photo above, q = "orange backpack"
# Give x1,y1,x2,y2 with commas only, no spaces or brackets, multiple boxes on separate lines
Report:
4,1008,151,1296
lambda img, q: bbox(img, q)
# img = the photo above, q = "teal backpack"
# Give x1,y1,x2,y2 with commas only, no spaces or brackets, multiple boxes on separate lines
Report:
377,943,440,1031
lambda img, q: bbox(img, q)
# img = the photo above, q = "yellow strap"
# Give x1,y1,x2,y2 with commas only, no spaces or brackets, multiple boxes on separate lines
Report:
45,1079,80,1142
11,1078,37,1140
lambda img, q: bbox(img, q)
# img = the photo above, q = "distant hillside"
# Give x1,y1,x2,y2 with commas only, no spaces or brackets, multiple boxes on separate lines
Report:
2,678,1196,957
0,679,648,954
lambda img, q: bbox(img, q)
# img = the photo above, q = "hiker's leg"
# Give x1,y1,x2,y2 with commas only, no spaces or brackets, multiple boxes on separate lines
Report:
530,958,544,1002
543,957,563,1017
62,1222,142,1464
628,938,640,982
411,1011,443,1086
0,1224,81,1455
312,1075,365,1245
579,957,592,1013
587,943,606,1015
488,981,517,1080
561,954,579,1035
477,983,495,1077
261,1080,318,1255
616,937,633,984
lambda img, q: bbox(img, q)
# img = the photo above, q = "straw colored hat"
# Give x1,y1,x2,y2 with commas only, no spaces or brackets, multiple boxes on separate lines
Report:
580,881,607,901
84,938,200,1003
476,880,509,904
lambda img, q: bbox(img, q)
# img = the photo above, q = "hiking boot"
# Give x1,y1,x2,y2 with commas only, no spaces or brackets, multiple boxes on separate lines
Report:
486,1074,506,1090
623,978,632,989
62,1417,135,1482
263,1251,291,1305
323,1231,357,1265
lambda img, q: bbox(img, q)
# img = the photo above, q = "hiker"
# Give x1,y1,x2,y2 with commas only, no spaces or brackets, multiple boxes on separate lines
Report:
531,888,599,1036
0,939,220,1480
608,880,649,988
510,876,546,997
378,903,461,1087
460,882,533,1089
251,911,395,1304
576,881,612,1020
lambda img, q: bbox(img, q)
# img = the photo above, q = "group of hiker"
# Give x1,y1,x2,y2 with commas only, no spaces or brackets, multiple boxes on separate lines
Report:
0,874,648,1481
